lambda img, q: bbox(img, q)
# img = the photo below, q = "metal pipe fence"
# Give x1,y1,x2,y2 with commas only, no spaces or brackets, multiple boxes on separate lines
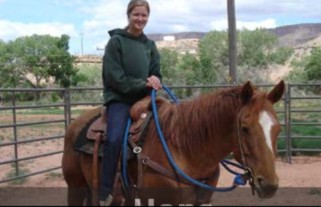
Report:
0,83,320,184
0,88,67,185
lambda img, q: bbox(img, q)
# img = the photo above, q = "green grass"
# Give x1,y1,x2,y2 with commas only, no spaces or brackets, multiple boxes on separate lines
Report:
0,108,64,115
17,109,64,115
291,118,321,137
5,163,30,185
0,107,94,115
0,107,86,116
277,116,321,156
46,172,63,179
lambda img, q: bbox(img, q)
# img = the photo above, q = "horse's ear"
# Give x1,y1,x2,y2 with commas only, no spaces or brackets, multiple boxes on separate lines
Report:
268,80,285,104
241,81,253,104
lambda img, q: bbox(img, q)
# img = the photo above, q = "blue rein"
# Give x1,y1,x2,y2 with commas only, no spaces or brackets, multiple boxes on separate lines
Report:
122,85,248,192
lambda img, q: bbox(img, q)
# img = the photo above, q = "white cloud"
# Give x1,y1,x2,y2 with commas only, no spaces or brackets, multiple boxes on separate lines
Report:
2,0,321,54
82,0,282,35
0,20,78,41
236,0,321,20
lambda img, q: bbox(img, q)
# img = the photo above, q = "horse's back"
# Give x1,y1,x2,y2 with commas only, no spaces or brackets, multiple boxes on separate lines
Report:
62,106,103,169
65,106,103,145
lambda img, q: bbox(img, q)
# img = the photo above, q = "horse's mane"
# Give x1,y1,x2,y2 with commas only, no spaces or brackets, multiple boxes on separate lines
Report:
156,85,264,157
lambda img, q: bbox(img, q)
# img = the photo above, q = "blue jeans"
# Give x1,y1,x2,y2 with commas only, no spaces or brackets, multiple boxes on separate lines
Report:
99,102,130,200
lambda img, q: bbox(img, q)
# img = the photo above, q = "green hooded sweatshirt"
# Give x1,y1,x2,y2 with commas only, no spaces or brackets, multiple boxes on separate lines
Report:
102,29,162,106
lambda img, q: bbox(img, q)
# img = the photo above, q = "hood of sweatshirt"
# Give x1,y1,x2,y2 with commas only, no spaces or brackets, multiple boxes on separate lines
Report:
108,28,148,42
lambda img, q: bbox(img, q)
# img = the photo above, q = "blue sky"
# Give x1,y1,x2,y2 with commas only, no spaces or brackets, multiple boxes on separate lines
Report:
1,0,321,55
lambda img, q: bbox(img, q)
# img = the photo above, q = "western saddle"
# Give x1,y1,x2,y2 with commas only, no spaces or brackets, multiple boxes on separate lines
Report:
86,95,169,143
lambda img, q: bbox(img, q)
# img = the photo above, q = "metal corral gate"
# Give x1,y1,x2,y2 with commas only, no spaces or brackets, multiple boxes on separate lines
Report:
0,83,321,184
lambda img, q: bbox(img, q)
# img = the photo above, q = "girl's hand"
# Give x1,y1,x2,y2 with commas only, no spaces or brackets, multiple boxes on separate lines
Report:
146,75,162,90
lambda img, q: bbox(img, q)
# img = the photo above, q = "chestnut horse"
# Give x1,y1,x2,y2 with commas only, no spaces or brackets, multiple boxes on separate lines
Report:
62,81,285,206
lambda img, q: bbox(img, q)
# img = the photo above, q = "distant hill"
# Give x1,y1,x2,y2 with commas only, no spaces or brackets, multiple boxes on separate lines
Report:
268,23,321,47
146,23,321,47
77,23,321,69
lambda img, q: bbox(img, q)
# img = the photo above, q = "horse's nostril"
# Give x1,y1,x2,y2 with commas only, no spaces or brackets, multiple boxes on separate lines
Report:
256,176,264,185
255,176,279,198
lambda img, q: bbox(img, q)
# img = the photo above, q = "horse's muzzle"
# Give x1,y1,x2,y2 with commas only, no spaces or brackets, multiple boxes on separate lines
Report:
254,176,279,199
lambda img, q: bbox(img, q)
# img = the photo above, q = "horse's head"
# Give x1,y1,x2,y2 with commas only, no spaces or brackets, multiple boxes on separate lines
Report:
233,80,285,198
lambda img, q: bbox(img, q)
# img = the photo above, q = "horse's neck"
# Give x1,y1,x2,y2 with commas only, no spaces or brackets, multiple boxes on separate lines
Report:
173,93,240,165
179,92,240,134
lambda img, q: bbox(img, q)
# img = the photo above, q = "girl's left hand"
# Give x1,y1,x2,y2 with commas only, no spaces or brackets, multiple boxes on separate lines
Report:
146,75,162,90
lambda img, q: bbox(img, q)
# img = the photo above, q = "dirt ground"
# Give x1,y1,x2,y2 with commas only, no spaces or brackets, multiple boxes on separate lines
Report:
0,114,321,205
0,156,320,206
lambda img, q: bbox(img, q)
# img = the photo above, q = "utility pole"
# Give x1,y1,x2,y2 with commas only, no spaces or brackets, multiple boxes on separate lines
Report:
80,32,84,55
227,0,237,84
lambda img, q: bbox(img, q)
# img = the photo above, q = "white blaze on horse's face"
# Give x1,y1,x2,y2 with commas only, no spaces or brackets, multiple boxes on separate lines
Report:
259,110,276,153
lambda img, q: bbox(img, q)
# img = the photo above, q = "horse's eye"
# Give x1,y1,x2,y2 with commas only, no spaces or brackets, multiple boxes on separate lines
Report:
242,126,249,134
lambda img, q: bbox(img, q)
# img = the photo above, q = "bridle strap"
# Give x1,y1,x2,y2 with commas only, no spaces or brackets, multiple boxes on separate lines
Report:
236,114,256,195
236,115,248,168
141,154,191,185
128,136,220,187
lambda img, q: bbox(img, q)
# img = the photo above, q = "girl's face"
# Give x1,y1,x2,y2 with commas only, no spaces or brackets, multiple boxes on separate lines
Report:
128,6,149,34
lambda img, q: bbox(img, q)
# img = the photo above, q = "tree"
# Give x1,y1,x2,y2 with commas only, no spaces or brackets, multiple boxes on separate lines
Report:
268,47,294,65
0,40,26,88
286,47,321,94
46,35,82,88
0,34,80,89
301,47,321,94
238,29,277,68
305,47,321,82
159,48,179,85
198,29,293,85
198,31,229,84
286,59,308,84
175,52,202,97
287,47,321,84
177,53,201,85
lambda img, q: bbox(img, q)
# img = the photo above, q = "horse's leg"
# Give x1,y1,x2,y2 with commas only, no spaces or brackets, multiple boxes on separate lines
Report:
67,185,87,206
84,186,93,206
195,167,220,205
62,149,88,206
78,155,125,206
195,187,215,205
